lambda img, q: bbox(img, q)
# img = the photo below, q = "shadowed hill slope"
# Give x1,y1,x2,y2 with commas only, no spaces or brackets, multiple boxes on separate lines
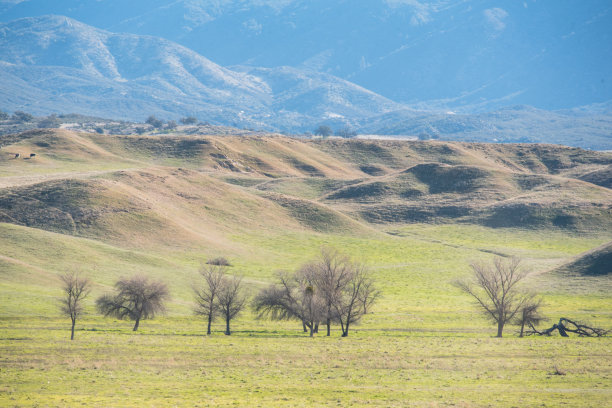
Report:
553,241,612,276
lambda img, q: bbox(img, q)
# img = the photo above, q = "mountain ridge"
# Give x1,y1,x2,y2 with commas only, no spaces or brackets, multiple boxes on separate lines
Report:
2,0,611,111
1,14,611,149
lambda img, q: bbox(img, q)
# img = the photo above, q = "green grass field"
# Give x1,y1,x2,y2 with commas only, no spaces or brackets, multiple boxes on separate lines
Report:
2,223,610,407
1,131,611,406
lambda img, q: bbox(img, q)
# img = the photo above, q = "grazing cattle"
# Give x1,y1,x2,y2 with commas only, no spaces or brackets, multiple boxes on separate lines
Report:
14,153,20,159
29,153,36,158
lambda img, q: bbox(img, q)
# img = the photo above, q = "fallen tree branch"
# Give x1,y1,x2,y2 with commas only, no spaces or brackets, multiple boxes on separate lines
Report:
526,318,609,337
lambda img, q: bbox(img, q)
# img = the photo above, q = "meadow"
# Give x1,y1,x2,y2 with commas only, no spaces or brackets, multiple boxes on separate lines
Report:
1,130,611,406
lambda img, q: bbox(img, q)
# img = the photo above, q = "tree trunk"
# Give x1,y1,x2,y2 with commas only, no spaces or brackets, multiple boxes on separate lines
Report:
302,320,307,333
225,315,231,335
496,321,504,338
519,320,525,338
342,321,350,337
314,322,319,334
207,313,213,335
133,317,140,331
70,319,76,340
309,325,314,337
326,318,331,336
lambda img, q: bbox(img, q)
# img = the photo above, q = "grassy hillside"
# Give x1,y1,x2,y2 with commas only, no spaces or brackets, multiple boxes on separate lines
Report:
1,129,611,407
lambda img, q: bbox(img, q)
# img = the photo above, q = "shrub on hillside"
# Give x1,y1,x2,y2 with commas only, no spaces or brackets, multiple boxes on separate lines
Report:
145,115,164,129
206,257,231,266
12,111,34,123
180,116,198,125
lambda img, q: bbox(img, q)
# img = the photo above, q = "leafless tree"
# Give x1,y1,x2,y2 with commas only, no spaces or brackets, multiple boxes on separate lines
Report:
216,275,247,335
254,271,326,337
455,257,531,337
310,247,352,336
515,297,545,337
60,271,91,340
96,275,169,331
333,263,379,337
193,264,226,335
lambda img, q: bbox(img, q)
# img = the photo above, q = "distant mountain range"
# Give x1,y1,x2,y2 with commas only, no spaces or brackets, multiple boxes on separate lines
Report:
2,0,611,111
0,8,611,149
0,15,404,131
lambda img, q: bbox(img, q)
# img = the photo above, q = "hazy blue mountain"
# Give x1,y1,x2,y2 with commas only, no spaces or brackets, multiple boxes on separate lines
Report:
0,15,402,130
1,0,610,111
1,13,611,149
360,106,612,150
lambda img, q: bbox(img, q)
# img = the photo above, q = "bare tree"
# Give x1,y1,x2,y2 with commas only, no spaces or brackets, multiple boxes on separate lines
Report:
333,263,379,337
216,275,247,335
515,297,545,337
254,271,326,337
455,257,530,337
308,247,352,336
96,275,169,331
60,271,91,340
193,264,226,335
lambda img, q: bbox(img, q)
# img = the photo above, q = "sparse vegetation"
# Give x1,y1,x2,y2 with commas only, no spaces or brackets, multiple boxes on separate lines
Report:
335,126,357,138
37,114,61,129
145,115,164,129
12,110,34,123
193,264,226,335
96,275,169,331
166,120,177,130
314,125,332,137
254,248,378,337
216,274,247,335
206,257,231,266
59,271,91,340
180,116,198,125
455,257,533,337
515,297,545,337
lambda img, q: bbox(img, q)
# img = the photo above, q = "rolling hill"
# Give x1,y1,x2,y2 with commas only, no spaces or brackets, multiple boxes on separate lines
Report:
1,129,611,252
553,241,612,276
